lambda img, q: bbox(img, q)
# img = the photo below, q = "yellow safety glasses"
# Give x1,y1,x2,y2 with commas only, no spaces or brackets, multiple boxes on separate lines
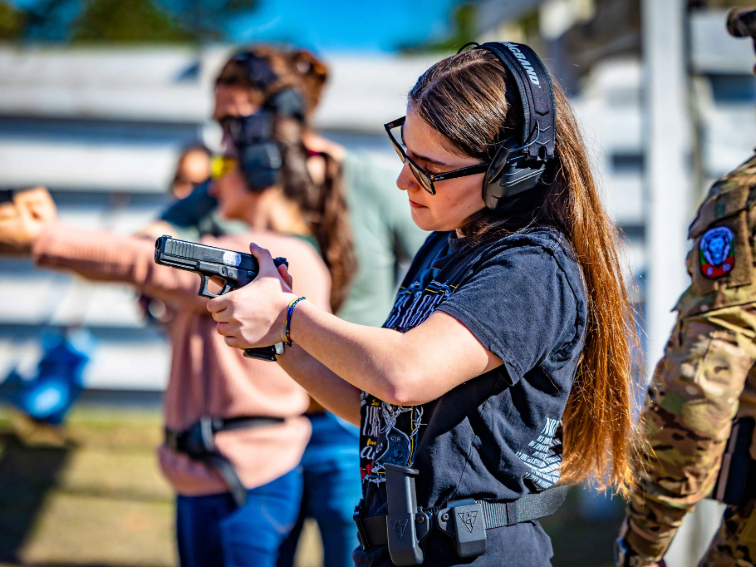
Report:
211,156,238,180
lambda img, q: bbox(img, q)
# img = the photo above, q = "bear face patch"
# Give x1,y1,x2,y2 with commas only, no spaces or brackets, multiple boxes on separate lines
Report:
700,225,735,278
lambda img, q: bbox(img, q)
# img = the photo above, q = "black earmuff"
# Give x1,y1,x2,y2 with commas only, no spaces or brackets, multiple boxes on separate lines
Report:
462,42,557,211
266,88,306,123
227,110,282,191
482,138,547,210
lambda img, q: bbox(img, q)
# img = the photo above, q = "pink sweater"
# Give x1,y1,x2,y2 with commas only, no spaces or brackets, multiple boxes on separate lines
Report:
33,223,331,495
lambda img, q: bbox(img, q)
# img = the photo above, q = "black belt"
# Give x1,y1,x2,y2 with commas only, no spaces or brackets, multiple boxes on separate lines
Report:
354,484,569,550
165,416,284,507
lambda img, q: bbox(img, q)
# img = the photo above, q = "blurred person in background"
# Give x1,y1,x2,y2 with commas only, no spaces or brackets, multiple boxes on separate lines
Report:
170,144,212,201
150,45,426,567
205,42,638,567
0,57,342,565
615,8,756,567
138,144,212,325
156,46,426,325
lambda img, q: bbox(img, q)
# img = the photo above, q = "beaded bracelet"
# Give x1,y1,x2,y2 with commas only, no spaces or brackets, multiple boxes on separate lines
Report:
285,296,307,346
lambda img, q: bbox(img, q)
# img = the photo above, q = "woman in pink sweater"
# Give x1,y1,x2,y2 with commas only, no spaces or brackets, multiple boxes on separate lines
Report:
0,52,347,567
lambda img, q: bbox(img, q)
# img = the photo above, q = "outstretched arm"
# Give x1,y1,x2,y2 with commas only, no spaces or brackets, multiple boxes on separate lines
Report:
0,187,212,314
33,223,211,314
207,244,502,411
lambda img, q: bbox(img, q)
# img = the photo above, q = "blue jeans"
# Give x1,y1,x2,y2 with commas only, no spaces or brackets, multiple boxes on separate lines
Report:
277,412,362,567
176,467,302,567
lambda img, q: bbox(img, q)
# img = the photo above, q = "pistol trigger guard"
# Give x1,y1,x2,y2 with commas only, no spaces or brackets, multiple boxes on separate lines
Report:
219,281,236,295
198,274,220,299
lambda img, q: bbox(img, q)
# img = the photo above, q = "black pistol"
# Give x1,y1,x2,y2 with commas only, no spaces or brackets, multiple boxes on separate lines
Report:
154,234,288,361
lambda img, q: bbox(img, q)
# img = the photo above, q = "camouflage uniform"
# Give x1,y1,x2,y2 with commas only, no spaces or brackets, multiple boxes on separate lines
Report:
624,155,756,566
619,10,756,566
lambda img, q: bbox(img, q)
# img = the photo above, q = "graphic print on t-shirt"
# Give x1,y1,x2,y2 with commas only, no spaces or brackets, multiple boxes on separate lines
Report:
360,392,425,485
383,268,456,332
360,267,452,485
515,417,563,489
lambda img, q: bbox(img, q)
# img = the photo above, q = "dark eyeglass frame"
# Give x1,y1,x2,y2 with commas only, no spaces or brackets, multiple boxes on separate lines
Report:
384,116,490,195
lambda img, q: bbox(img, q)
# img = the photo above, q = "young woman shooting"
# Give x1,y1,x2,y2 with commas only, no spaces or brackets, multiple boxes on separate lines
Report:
206,43,636,566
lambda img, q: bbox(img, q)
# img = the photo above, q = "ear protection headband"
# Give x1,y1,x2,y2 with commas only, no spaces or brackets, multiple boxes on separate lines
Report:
462,42,557,211
230,51,307,122
225,51,308,191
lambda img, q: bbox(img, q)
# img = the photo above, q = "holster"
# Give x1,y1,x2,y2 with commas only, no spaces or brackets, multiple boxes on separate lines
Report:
712,417,756,506
353,464,568,565
165,415,283,507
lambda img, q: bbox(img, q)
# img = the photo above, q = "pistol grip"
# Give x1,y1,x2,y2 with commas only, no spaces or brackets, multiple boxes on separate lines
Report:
243,343,285,362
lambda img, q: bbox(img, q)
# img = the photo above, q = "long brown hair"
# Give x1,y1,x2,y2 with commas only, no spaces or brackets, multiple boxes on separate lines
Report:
409,49,637,495
216,47,355,312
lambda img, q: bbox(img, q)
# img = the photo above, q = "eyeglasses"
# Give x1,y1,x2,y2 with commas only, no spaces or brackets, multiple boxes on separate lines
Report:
384,116,490,195
211,155,237,180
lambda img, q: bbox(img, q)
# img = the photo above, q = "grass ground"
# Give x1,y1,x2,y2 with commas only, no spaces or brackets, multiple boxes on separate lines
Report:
0,405,621,567
0,406,325,567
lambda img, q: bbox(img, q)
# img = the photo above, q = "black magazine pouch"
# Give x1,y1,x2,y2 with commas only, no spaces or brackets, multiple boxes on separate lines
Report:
712,417,756,506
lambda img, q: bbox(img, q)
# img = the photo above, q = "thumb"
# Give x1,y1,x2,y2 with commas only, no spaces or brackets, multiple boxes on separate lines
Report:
249,242,275,273
278,263,293,288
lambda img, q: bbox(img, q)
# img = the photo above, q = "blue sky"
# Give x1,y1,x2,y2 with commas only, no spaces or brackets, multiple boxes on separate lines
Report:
12,0,461,52
227,0,459,53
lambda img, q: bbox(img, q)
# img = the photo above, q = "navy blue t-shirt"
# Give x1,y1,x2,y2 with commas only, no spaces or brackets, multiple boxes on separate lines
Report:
355,227,588,567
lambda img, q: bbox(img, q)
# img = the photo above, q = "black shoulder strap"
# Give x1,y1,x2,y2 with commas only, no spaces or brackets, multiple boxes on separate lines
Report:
477,42,556,161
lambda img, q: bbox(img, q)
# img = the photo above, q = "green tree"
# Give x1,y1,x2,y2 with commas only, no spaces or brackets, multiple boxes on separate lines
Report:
71,0,194,43
689,0,750,7
0,1,25,41
174,0,258,42
400,2,477,54
9,0,258,44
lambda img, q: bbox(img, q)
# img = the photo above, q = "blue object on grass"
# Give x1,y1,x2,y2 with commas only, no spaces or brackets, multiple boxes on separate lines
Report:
0,330,93,425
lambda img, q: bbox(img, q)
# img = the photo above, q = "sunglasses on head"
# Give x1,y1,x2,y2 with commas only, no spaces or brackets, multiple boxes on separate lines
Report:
384,116,489,195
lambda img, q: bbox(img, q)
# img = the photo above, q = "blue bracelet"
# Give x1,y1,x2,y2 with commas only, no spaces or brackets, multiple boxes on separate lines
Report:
285,296,307,346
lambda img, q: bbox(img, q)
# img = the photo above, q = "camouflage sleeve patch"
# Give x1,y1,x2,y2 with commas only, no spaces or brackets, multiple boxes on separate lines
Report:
625,305,756,563
690,186,753,298
675,155,756,317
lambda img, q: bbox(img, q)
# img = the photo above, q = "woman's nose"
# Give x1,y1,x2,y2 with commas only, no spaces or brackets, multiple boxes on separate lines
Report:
396,162,418,192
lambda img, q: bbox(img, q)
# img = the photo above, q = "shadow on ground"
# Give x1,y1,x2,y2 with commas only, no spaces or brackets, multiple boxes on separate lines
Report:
0,408,176,567
542,485,625,567
0,432,71,565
